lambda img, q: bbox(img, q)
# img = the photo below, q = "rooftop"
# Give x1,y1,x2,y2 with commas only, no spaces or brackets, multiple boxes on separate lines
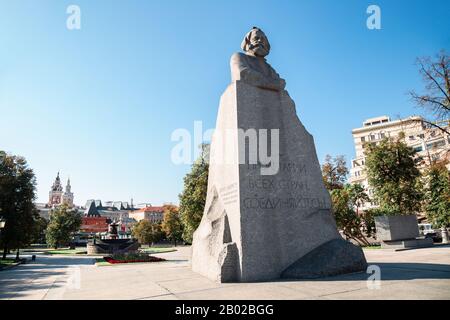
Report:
353,115,423,134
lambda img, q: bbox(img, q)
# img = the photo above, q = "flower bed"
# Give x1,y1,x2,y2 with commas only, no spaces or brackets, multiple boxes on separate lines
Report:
103,252,165,264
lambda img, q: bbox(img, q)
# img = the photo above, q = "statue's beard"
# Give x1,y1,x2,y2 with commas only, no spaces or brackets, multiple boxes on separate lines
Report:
248,43,269,57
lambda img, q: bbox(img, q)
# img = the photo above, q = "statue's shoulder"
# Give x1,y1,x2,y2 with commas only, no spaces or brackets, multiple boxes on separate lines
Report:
230,52,247,64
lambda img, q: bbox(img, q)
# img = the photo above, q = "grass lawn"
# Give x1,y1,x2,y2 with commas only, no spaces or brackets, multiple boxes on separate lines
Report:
95,258,111,267
139,247,177,254
0,258,18,269
363,245,382,250
46,248,87,255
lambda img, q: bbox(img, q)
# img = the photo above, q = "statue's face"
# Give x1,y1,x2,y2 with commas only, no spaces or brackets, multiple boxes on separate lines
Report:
247,30,270,57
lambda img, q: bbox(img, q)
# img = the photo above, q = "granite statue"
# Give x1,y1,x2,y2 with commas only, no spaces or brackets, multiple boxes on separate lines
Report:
191,27,367,282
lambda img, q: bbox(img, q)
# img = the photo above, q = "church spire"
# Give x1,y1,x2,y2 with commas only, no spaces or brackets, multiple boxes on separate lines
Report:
63,176,74,207
66,177,71,193
49,171,63,206
52,172,63,192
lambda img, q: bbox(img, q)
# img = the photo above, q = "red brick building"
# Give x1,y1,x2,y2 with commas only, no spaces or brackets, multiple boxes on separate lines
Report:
80,216,109,233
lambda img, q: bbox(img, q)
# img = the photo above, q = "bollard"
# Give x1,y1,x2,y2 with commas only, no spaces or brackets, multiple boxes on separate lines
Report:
441,228,449,244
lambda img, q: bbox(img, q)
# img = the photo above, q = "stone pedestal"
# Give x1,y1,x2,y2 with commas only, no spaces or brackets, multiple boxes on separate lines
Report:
375,215,433,249
380,237,433,250
374,215,420,241
191,81,367,282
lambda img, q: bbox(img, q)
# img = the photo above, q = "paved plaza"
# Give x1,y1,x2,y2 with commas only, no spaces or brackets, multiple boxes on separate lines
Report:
0,245,449,300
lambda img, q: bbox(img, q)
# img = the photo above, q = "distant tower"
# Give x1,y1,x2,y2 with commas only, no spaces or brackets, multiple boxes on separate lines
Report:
63,178,74,207
48,172,64,206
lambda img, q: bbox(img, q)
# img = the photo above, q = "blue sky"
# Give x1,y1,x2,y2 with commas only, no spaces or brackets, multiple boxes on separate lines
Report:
0,0,449,206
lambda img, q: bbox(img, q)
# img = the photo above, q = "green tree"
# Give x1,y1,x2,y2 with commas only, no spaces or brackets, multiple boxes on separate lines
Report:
347,183,370,215
424,162,450,229
331,184,371,246
361,208,381,238
132,220,163,246
321,155,349,191
0,151,39,260
179,144,209,243
45,204,82,249
161,205,183,246
365,136,423,215
32,216,48,244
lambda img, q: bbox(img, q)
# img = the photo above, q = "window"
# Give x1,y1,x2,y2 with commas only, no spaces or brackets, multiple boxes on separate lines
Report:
409,136,415,140
414,146,423,153
427,140,446,150
380,133,386,139
361,137,366,143
418,134,425,139
370,134,376,141
432,154,441,161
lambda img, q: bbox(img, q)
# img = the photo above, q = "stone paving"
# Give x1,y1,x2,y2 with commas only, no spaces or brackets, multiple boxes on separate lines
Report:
0,245,449,300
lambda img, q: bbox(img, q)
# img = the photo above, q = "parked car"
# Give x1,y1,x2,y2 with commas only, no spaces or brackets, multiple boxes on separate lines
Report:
418,223,442,243
418,223,435,236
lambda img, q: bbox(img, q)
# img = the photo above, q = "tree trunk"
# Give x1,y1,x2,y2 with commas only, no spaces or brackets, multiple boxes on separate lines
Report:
2,246,7,260
15,249,20,261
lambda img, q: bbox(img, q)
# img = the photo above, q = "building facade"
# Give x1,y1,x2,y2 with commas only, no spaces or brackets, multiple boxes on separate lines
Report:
349,115,450,211
80,216,109,234
83,199,137,234
129,205,165,224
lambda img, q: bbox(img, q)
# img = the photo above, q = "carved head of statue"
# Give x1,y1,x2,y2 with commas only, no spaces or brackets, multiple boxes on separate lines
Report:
241,27,271,58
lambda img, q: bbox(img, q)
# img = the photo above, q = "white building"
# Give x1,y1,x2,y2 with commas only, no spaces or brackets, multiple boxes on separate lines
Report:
349,115,450,211
129,206,165,224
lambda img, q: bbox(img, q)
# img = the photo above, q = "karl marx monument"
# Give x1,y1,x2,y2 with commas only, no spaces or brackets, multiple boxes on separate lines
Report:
191,27,367,282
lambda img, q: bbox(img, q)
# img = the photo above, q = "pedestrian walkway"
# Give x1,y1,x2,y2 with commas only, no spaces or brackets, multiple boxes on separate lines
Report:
1,245,449,300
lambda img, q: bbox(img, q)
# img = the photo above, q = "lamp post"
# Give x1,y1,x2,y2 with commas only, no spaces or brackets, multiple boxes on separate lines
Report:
0,220,5,259
0,220,5,260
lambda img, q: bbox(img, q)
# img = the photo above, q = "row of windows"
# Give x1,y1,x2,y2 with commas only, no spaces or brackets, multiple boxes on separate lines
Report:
413,139,448,153
360,132,386,143
409,134,425,141
426,139,447,150
353,159,365,167
363,119,389,127
360,130,449,145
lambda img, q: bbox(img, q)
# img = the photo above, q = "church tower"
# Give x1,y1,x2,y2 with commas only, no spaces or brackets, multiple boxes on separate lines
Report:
62,178,74,207
48,172,64,206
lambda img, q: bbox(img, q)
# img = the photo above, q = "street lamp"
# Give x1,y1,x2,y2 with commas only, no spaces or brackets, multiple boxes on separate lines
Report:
0,220,5,244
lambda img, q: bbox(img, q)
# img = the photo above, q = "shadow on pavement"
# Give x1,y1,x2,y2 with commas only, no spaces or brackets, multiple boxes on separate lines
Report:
280,262,450,283
0,254,94,300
